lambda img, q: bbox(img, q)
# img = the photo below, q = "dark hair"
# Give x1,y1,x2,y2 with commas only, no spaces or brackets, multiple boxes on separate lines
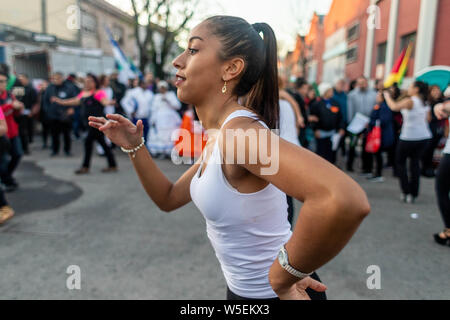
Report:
413,80,429,104
349,79,357,91
99,74,108,87
0,71,9,79
205,16,279,129
295,77,308,90
86,73,100,89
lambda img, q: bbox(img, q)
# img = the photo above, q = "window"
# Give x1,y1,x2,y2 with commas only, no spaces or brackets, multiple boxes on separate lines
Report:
346,45,358,63
81,11,97,35
347,23,360,42
400,32,416,57
376,42,387,64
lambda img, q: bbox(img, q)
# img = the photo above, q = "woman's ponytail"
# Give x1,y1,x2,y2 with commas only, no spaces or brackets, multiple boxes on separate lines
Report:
245,23,279,130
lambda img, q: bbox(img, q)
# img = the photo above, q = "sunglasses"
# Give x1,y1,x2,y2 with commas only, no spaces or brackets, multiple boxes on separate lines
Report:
0,80,7,84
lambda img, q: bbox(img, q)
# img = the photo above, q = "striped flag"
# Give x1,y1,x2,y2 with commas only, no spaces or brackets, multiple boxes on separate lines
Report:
384,43,413,88
105,27,140,85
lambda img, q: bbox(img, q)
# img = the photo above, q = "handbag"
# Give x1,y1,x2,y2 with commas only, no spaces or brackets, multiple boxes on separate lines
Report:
365,120,381,154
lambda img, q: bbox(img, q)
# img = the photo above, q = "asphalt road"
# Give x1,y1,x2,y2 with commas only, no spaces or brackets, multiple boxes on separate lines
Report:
0,138,448,300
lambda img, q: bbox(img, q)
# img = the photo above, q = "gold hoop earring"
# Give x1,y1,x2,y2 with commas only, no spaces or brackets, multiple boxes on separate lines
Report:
222,81,227,94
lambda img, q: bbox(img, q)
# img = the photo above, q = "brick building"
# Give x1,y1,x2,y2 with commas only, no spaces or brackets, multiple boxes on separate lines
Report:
295,0,450,88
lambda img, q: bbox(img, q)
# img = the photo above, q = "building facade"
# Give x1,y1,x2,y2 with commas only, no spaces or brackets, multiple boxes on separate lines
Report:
0,0,138,79
298,0,450,87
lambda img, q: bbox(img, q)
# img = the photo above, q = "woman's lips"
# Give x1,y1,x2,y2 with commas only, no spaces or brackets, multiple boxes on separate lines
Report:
175,76,186,87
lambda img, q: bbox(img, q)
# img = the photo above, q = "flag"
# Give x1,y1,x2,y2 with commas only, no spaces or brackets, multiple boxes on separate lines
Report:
384,43,413,88
105,27,139,85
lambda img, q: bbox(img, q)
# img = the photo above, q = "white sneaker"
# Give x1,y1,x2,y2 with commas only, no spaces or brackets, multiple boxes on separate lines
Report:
405,194,415,204
368,176,385,183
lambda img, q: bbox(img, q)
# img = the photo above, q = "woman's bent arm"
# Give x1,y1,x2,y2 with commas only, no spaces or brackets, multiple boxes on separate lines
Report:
222,118,371,292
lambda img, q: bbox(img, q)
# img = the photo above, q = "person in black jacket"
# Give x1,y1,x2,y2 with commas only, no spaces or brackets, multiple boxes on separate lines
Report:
287,77,310,148
309,83,346,164
14,74,38,155
43,72,79,156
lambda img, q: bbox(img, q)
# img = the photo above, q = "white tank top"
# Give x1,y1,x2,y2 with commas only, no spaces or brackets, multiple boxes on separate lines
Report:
400,96,432,141
279,99,301,146
190,109,292,299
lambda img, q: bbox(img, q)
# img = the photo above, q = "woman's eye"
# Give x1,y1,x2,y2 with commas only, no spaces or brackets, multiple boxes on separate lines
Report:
188,48,198,55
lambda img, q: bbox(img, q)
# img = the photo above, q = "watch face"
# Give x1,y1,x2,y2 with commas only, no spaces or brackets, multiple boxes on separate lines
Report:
278,249,288,267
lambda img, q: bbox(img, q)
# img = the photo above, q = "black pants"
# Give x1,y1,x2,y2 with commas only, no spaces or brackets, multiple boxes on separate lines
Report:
396,139,429,198
16,115,34,153
41,119,51,147
286,195,294,226
347,133,371,173
316,137,336,164
82,128,117,169
370,145,394,177
226,272,327,300
436,154,450,228
421,132,443,173
50,120,72,154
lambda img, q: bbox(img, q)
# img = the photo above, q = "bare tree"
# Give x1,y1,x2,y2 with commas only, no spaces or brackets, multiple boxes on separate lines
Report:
130,0,196,79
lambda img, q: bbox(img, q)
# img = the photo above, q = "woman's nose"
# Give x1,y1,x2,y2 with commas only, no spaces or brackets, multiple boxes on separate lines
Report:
172,52,184,69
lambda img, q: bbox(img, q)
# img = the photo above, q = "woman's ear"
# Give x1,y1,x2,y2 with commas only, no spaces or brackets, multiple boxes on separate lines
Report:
222,58,245,82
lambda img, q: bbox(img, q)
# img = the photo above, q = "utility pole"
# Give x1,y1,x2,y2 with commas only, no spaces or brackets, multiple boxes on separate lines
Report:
41,0,47,34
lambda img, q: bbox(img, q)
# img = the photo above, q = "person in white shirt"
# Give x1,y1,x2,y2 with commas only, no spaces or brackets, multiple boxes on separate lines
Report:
121,79,154,142
147,81,181,158
432,99,450,246
384,80,432,204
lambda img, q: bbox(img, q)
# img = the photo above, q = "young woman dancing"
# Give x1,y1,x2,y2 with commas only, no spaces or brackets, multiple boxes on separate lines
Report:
88,16,370,300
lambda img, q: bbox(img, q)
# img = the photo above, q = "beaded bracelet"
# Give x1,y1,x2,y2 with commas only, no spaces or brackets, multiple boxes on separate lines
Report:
120,137,145,159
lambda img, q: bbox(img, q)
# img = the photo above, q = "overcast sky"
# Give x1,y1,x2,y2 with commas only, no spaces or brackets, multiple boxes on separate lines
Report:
106,0,333,54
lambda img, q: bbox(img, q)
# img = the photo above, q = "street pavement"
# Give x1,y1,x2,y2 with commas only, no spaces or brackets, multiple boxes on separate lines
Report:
0,138,449,300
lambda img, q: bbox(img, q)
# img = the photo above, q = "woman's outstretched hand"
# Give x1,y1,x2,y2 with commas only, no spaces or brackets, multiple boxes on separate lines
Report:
88,114,144,149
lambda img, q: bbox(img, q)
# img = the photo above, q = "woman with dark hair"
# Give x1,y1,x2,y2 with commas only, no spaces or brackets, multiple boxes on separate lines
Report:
384,81,432,204
421,85,445,177
88,16,370,300
433,99,450,246
52,73,118,174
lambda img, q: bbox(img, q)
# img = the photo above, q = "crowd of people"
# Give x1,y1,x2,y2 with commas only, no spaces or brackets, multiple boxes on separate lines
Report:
0,60,448,246
280,75,449,246
0,62,187,224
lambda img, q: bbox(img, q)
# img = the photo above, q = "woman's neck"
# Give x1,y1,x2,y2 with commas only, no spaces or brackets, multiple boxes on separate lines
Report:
195,95,243,130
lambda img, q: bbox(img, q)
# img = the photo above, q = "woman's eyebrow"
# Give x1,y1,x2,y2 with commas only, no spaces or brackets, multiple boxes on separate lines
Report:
188,36,204,43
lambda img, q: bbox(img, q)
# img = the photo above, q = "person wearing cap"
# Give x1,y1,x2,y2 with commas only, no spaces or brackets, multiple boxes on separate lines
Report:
121,78,154,143
148,80,181,158
308,82,346,164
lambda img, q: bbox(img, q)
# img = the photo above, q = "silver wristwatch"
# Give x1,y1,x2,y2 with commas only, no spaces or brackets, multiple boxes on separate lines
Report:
277,245,313,280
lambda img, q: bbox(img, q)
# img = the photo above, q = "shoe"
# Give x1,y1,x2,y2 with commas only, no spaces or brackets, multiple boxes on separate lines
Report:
433,230,450,246
0,206,15,224
367,176,385,183
400,193,407,202
359,172,372,177
75,167,89,175
101,167,118,173
405,194,415,204
421,169,435,178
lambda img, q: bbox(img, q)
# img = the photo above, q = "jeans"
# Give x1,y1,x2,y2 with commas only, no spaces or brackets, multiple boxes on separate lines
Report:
0,136,23,185
436,154,450,228
396,139,429,198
